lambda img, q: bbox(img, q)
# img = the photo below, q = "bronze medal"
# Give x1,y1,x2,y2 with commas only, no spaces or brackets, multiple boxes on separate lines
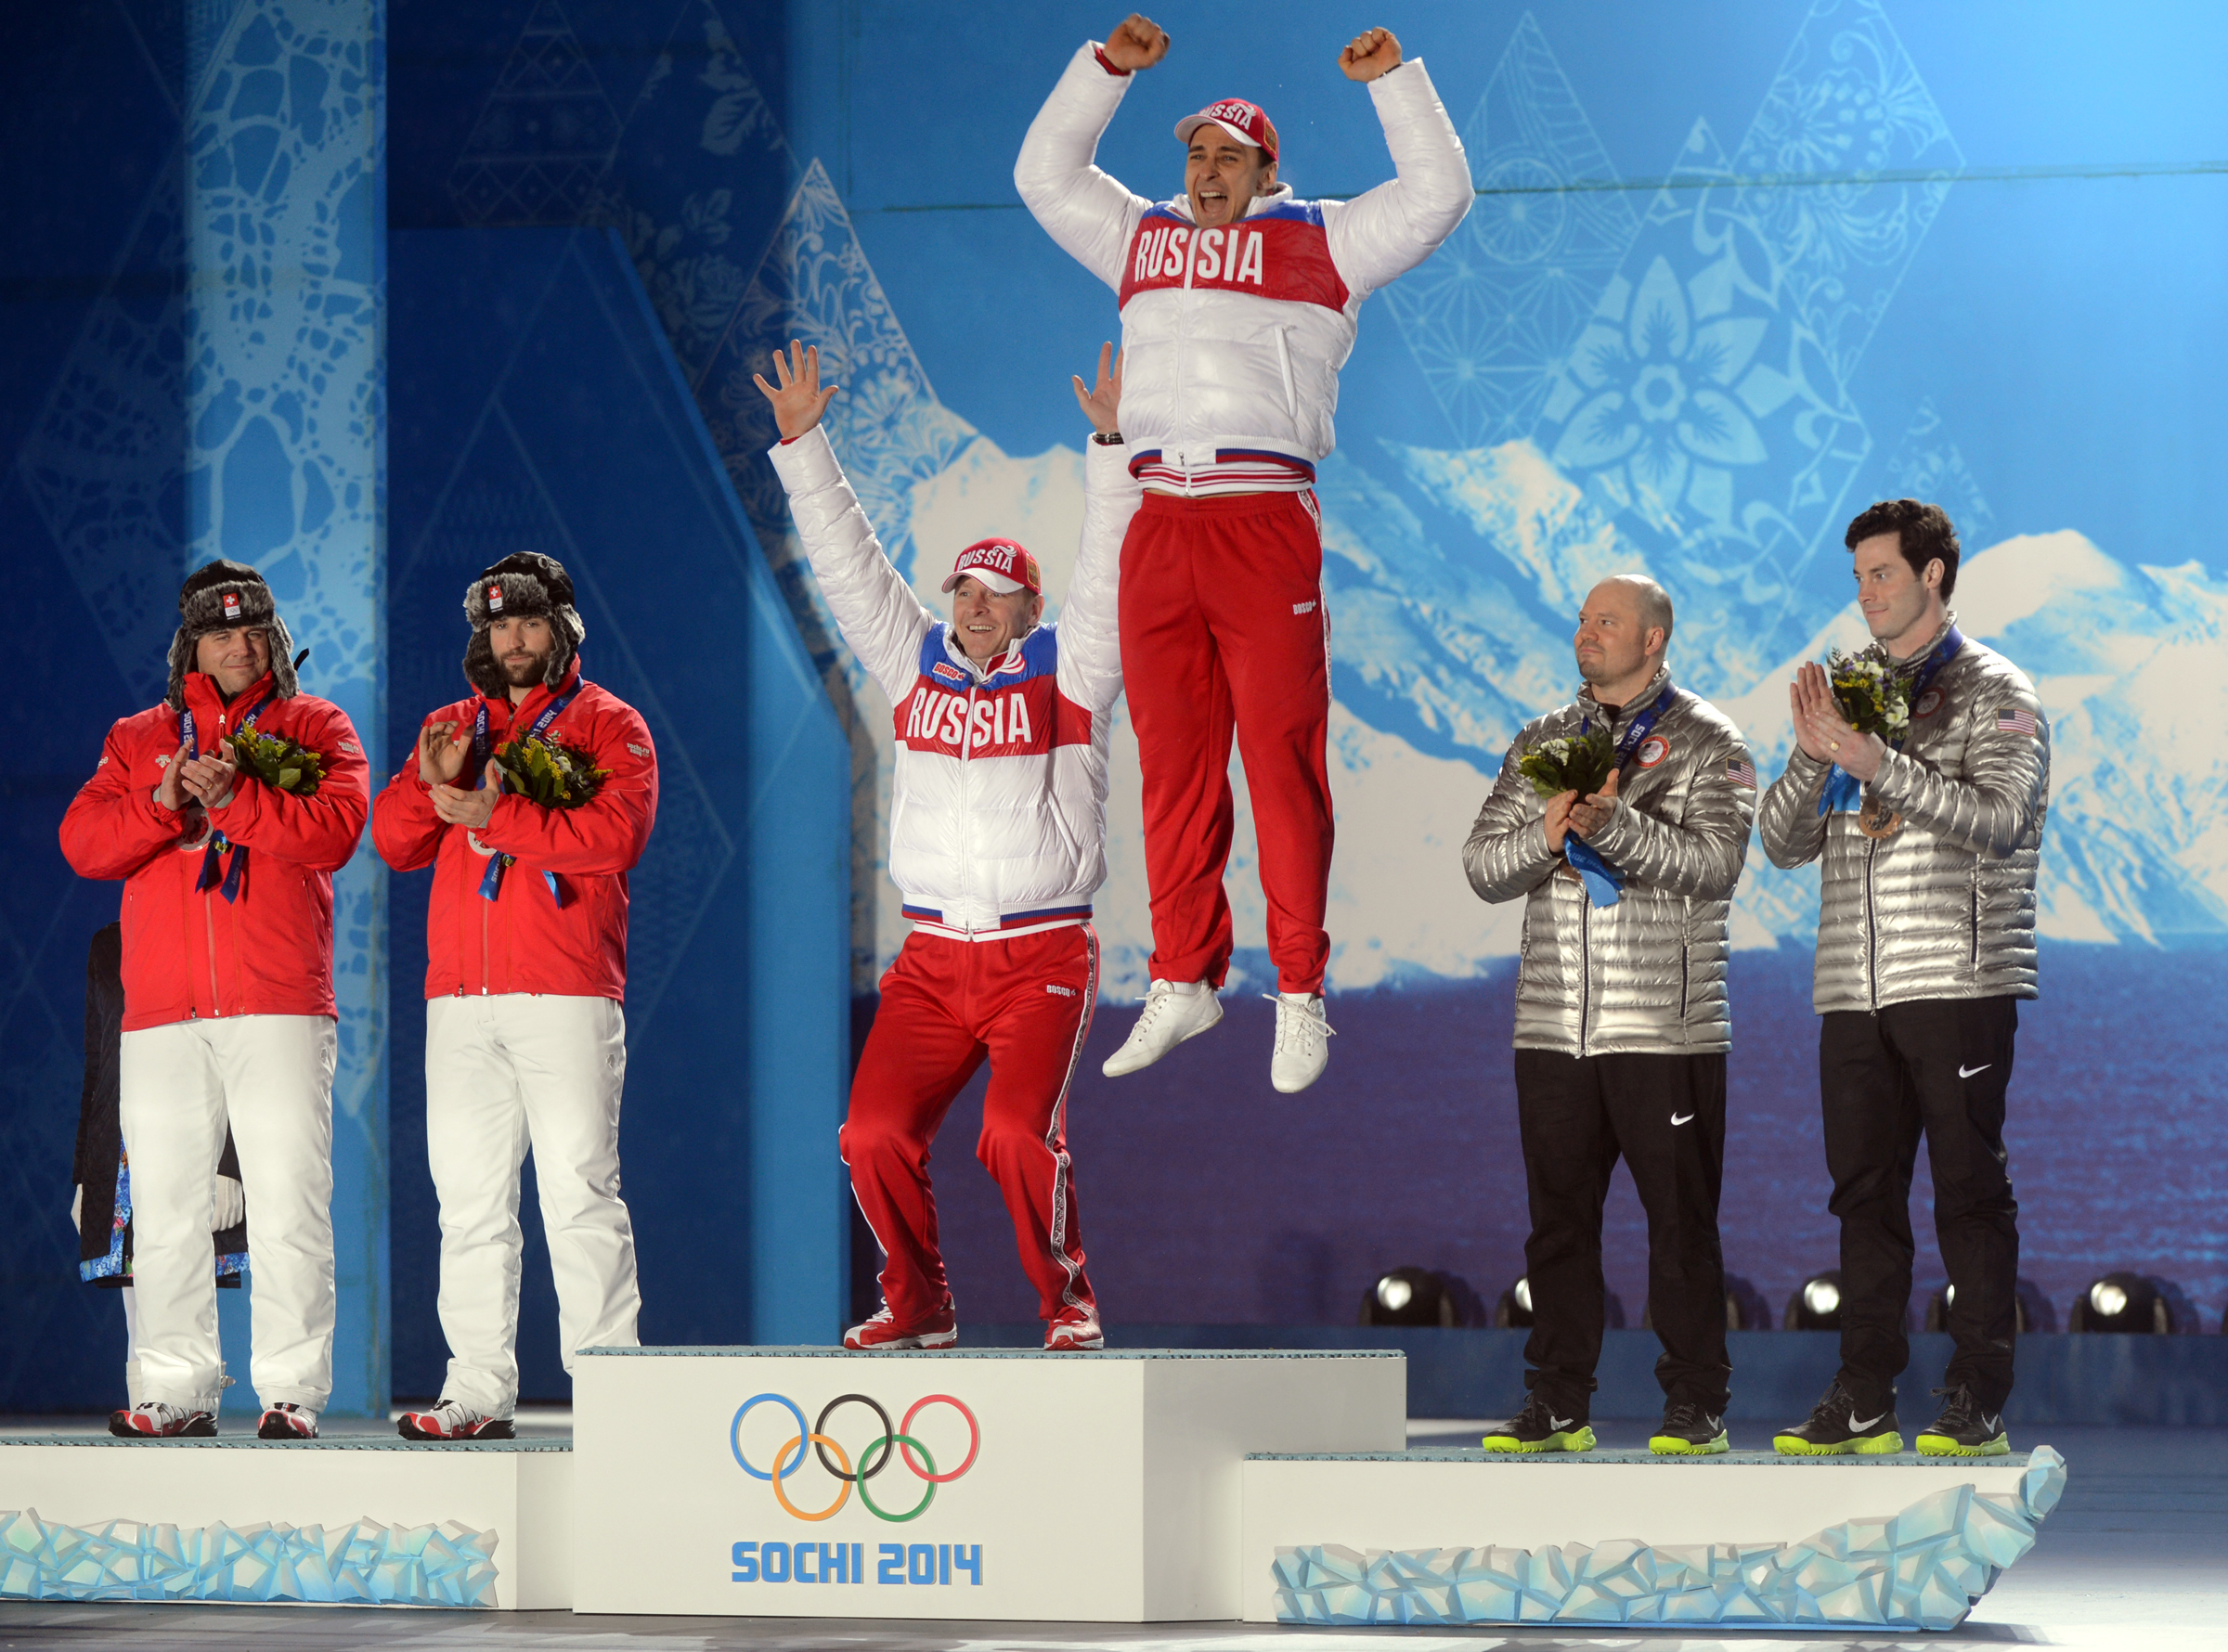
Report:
1857,792,1903,839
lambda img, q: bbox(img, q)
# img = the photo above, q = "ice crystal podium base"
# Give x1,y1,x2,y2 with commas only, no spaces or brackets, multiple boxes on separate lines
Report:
1243,1445,2068,1631
0,1436,573,1608
569,1347,1404,1620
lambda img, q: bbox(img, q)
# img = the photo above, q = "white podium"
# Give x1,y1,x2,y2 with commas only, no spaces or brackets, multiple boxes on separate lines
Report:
0,1435,573,1608
570,1347,1402,1620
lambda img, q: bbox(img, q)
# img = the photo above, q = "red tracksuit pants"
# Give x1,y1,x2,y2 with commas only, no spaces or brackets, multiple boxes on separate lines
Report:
840,924,1097,1326
1120,489,1333,995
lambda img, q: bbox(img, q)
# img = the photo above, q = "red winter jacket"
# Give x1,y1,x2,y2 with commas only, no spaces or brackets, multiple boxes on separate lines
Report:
372,665,657,1002
59,672,371,1031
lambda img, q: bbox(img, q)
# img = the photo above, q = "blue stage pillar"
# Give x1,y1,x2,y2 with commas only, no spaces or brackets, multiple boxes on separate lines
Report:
185,0,387,1416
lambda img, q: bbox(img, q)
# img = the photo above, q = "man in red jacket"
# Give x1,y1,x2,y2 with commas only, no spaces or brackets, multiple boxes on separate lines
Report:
373,553,658,1440
60,560,370,1439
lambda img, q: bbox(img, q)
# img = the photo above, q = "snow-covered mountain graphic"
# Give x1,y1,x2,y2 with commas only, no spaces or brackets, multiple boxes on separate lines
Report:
897,433,2228,995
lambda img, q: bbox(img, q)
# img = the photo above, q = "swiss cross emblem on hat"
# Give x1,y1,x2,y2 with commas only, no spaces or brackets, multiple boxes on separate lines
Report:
221,592,241,621
486,583,505,613
1636,734,1671,768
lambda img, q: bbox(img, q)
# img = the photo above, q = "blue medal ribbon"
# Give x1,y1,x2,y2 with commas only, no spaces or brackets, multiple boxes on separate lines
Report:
180,690,273,904
470,687,578,905
1818,626,1964,818
1562,684,1675,909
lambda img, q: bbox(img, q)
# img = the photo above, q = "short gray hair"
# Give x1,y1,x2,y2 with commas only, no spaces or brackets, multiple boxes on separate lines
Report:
1602,574,1674,649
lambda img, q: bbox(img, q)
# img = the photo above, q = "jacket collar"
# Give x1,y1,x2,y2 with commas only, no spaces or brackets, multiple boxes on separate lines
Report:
1882,609,1960,676
485,660,582,727
1575,665,1673,730
180,668,278,728
941,629,1027,684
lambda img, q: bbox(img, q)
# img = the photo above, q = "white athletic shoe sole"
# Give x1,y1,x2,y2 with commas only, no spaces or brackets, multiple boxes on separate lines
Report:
1102,984,1223,1078
1269,992,1334,1093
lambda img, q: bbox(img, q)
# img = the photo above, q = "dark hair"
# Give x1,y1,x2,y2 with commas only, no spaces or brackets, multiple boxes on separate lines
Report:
1843,498,1960,600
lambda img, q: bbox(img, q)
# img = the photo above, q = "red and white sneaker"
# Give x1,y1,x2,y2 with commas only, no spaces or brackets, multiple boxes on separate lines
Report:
108,1400,217,1439
844,1300,958,1350
257,1402,319,1439
397,1399,516,1440
1044,1304,1104,1350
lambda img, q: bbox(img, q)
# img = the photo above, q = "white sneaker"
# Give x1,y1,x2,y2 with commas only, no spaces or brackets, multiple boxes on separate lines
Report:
1102,979,1223,1077
1267,992,1335,1093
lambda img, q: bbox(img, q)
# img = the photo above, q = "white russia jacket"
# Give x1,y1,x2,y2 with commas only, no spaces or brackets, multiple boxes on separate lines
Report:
1016,43,1471,488
770,426,1141,941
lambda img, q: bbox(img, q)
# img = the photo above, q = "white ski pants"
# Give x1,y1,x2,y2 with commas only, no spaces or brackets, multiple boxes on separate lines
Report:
425,993,641,1414
118,1014,336,1412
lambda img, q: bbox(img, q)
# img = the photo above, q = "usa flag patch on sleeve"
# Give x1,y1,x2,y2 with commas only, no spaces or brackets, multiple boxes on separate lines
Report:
1726,756,1757,788
1995,708,2038,737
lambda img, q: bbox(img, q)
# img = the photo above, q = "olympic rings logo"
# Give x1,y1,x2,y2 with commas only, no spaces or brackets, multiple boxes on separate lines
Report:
731,1392,980,1524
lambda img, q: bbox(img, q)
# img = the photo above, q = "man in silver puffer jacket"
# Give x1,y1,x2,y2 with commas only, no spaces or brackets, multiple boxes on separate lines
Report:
1760,499,2048,1462
1464,576,1755,1458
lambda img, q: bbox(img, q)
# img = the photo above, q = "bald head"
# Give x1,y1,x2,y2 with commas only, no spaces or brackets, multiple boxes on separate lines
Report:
1574,575,1673,703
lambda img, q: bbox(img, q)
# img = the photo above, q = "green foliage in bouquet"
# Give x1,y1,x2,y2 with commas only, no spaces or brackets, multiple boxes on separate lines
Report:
494,735,608,809
228,728,324,796
1518,727,1615,799
1826,648,1913,742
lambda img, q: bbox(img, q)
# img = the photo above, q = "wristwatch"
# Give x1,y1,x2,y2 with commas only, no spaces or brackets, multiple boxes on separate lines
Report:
1092,431,1124,445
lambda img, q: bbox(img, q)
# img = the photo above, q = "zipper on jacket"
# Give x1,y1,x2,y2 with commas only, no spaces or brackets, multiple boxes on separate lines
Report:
1576,888,1592,1056
1863,832,1880,1012
205,889,223,1015
956,680,977,929
481,880,493,994
1969,876,1979,969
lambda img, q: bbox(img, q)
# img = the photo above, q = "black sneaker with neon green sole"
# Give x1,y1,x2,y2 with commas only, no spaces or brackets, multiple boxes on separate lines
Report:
1916,1385,2009,1456
1773,1379,1903,1456
1649,1400,1729,1455
1481,1395,1594,1454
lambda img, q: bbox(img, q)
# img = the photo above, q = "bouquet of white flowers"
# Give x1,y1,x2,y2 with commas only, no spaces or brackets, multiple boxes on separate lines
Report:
1518,728,1615,799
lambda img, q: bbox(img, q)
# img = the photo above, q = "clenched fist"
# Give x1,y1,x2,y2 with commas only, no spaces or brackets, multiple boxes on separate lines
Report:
1104,13,1170,71
1339,25,1402,82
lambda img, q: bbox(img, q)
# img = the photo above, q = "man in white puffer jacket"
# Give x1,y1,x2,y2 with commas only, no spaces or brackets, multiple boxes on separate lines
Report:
759,342,1139,1352
1016,14,1470,1093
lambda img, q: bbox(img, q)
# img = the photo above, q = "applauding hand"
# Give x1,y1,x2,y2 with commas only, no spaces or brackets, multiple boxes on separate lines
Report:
1790,663,1881,780
753,341,842,442
1568,766,1620,841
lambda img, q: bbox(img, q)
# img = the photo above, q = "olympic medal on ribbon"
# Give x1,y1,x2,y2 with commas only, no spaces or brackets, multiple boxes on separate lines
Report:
732,1390,981,1523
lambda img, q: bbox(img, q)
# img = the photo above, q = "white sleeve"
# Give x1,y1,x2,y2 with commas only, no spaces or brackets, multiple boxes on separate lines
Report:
1056,437,1143,714
767,427,936,705
1014,41,1152,292
1322,58,1473,298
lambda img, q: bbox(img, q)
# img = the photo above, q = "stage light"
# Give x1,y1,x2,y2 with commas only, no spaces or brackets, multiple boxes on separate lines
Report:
1922,1279,2059,1334
1491,1275,1624,1329
1785,1270,1843,1330
2069,1271,2197,1333
1359,1267,1483,1328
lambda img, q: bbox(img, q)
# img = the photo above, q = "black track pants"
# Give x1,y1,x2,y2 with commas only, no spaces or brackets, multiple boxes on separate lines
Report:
1513,1049,1730,1416
1820,996,2021,1413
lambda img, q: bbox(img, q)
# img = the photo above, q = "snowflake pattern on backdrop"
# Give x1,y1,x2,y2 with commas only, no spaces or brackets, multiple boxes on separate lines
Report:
1381,12,1639,448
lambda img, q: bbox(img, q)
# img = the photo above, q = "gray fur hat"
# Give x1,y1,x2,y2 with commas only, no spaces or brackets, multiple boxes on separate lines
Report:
165,560,299,708
463,552,586,699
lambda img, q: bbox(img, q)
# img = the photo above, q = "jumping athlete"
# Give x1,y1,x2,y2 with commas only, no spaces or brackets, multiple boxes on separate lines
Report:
1016,15,1471,1091
372,552,657,1440
1761,501,2047,1459
1463,577,1755,1457
59,560,369,1439
758,340,1137,1351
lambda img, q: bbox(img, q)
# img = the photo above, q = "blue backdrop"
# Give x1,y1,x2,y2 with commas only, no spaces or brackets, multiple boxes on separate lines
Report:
3,0,2223,1413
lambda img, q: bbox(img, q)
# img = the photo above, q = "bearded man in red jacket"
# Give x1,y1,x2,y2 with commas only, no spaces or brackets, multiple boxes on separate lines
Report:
373,553,658,1440
60,560,370,1439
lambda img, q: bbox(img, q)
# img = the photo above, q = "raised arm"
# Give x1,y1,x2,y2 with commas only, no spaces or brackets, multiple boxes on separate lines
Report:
1057,342,1140,714
1584,727,1755,899
1322,32,1472,298
1463,737,1562,904
1869,683,2049,858
1014,25,1158,291
758,342,938,704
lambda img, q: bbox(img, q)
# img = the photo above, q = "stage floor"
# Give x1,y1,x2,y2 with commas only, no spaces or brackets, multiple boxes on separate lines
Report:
1,1422,2217,1648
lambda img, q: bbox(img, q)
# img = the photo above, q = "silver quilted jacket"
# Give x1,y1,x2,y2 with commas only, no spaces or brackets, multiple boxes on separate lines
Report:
1463,670,1755,1055
1758,627,2049,1015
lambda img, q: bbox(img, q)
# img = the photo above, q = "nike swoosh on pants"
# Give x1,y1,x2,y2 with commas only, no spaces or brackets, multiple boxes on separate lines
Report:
1958,1063,1991,1078
1670,1112,1694,1126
